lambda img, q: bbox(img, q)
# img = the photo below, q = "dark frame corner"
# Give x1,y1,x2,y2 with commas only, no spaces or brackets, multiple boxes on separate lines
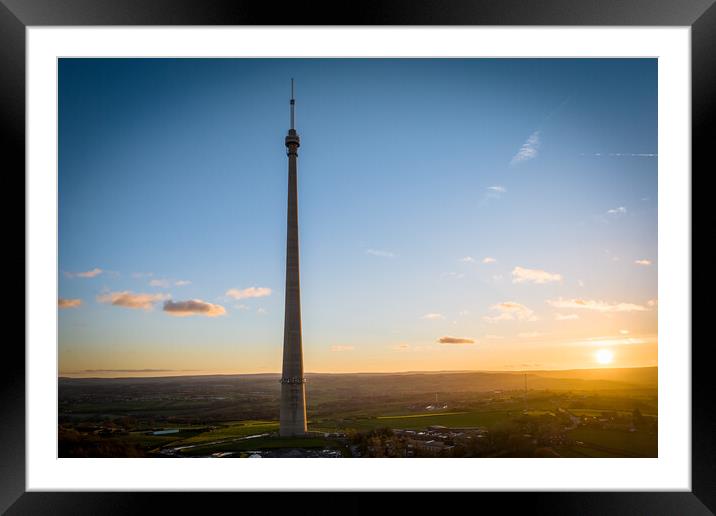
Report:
5,0,710,513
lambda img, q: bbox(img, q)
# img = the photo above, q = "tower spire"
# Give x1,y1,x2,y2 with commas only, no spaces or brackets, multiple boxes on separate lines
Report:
290,78,295,130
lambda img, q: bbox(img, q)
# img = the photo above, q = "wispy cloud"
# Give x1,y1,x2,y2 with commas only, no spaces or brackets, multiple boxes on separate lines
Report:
607,206,627,216
484,185,507,202
512,266,562,284
256,308,268,315
58,298,82,309
511,131,540,165
331,345,355,352
459,256,476,263
574,335,651,347
225,287,272,300
482,257,497,264
366,249,395,258
97,291,169,310
422,313,445,320
547,298,650,313
163,299,226,317
65,267,103,279
634,259,652,266
150,278,192,288
438,336,475,344
581,152,657,158
132,272,153,279
484,302,537,323
64,368,196,374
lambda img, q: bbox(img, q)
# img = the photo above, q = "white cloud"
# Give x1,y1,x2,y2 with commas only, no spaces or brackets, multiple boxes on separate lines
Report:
512,266,563,284
607,206,627,215
459,256,476,263
484,302,537,323
175,280,191,286
65,267,103,279
511,131,541,165
438,336,475,344
225,287,272,300
97,291,169,310
366,249,395,258
58,298,82,309
422,313,445,320
487,185,506,194
163,299,226,317
547,298,650,313
484,185,507,201
634,259,652,266
482,257,497,264
257,308,268,315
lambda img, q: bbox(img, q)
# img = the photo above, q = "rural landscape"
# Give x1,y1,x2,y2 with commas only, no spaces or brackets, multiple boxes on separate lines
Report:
59,367,657,458
58,59,658,461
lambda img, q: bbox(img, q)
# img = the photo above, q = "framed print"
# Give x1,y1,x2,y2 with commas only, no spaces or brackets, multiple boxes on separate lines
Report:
5,0,710,513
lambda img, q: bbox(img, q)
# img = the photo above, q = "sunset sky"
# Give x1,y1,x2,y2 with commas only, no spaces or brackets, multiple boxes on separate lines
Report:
58,58,657,377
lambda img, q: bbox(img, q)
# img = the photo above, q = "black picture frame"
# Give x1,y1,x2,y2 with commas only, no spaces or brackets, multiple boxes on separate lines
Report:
4,0,709,513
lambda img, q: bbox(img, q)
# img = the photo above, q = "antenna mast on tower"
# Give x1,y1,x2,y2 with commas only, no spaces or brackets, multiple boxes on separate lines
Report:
290,78,295,130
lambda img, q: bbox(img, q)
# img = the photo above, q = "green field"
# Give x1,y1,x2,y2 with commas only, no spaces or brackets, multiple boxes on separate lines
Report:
524,410,555,416
315,410,515,431
178,436,341,456
569,409,657,418
178,420,279,445
566,427,657,457
376,411,470,420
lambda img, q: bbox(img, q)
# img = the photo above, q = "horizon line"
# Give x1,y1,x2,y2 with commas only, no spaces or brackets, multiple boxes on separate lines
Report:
58,364,658,380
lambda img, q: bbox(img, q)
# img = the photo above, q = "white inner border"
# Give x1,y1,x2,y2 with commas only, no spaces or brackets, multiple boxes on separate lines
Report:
27,27,691,491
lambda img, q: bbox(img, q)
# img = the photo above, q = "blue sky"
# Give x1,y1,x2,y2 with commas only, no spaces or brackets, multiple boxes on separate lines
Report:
58,58,657,375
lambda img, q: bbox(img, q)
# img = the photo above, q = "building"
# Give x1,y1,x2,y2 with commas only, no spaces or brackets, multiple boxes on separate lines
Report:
279,80,308,437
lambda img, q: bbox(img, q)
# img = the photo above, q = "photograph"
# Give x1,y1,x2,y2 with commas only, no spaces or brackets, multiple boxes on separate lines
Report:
57,57,659,460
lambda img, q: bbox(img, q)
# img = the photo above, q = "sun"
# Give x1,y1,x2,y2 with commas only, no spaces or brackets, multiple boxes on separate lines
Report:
595,348,614,365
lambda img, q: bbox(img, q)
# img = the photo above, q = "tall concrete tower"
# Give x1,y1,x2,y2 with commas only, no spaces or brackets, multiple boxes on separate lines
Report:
280,79,308,437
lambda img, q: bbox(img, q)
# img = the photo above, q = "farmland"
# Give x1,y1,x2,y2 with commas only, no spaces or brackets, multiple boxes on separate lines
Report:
58,367,657,458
